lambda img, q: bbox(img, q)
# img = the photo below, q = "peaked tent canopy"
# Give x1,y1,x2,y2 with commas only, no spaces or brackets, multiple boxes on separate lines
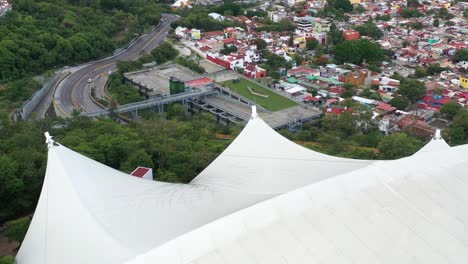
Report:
17,107,454,264
127,142,468,264
191,107,373,194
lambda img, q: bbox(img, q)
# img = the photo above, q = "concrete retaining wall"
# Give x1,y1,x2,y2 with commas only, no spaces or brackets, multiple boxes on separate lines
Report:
17,72,64,120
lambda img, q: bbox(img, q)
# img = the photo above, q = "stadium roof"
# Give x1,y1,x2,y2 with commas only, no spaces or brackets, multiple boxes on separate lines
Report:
16,107,465,264
128,141,468,264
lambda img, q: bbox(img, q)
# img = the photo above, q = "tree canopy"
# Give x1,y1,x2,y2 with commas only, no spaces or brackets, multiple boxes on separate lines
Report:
440,102,462,121
0,0,164,81
446,109,468,145
378,132,423,159
389,96,410,110
398,78,426,103
406,0,420,8
334,39,385,65
453,49,468,63
3,216,31,244
0,256,14,264
327,23,345,45
354,21,383,40
261,51,292,79
150,41,179,64
252,38,267,50
327,0,353,12
400,8,423,18
306,38,319,50
0,113,240,222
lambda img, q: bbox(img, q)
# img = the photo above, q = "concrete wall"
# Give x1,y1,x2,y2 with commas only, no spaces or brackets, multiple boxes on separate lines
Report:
17,72,63,120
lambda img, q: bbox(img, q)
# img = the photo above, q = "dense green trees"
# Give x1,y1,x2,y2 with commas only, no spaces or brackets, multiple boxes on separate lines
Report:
306,38,319,50
280,106,386,159
150,41,179,64
445,109,468,145
171,7,234,32
334,39,384,65
0,113,238,222
220,44,238,55
0,120,47,222
107,73,145,105
378,133,423,159
0,0,163,81
398,78,426,103
441,102,463,121
4,216,31,244
326,0,353,12
252,38,267,50
453,49,468,63
389,96,410,110
354,21,383,40
0,77,41,111
435,7,454,20
0,256,14,264
255,19,296,32
327,23,345,45
261,51,293,79
413,63,449,78
400,8,423,18
426,63,449,76
116,60,144,74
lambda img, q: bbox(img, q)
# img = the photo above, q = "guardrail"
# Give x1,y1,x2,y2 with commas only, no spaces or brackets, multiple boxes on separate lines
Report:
16,71,68,121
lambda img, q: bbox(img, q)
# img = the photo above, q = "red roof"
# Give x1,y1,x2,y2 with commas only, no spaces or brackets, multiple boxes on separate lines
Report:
324,107,344,115
200,46,211,52
131,167,151,178
186,77,213,87
222,38,236,44
204,31,222,38
288,67,319,76
377,102,396,112
329,87,346,96
303,95,319,102
439,97,452,105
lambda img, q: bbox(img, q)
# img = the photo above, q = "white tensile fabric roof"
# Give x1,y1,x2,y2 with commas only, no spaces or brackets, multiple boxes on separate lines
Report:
128,141,468,264
16,107,462,264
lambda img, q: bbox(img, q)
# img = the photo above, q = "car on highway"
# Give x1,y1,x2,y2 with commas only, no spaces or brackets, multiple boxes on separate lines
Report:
87,78,93,83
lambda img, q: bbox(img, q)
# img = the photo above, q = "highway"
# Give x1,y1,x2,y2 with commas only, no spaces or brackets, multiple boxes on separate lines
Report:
53,13,178,117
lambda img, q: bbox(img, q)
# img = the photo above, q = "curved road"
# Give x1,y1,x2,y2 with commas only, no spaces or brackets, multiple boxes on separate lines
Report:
54,14,178,117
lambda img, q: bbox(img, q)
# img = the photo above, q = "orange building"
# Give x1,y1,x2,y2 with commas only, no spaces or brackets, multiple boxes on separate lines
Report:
343,30,360,41
344,70,368,87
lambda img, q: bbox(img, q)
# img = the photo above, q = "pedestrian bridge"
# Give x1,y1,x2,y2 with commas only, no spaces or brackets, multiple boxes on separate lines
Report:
85,89,217,118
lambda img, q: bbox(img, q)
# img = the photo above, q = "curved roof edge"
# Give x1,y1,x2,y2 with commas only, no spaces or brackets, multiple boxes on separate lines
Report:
126,143,468,264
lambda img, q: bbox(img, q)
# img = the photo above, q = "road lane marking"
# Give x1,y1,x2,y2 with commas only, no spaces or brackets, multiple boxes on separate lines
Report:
67,23,172,114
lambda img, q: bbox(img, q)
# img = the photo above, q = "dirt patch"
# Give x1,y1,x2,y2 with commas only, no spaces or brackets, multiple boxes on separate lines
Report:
0,233,18,257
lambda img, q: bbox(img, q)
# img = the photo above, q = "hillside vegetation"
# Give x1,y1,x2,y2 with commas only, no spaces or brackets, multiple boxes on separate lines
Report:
0,0,165,81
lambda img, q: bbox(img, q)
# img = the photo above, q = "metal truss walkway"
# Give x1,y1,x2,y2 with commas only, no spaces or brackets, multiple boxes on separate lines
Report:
85,89,217,118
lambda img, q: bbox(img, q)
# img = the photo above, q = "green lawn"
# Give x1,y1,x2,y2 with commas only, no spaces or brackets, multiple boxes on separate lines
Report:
222,79,298,111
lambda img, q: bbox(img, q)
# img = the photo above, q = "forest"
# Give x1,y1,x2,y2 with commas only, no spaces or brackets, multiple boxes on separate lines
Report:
0,0,165,81
0,111,238,223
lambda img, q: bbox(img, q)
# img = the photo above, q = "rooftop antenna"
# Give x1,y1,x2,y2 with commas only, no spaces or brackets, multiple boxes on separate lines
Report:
44,132,55,149
251,105,258,119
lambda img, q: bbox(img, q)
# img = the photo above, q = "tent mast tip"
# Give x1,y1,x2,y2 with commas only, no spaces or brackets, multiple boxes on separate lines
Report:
44,132,55,149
